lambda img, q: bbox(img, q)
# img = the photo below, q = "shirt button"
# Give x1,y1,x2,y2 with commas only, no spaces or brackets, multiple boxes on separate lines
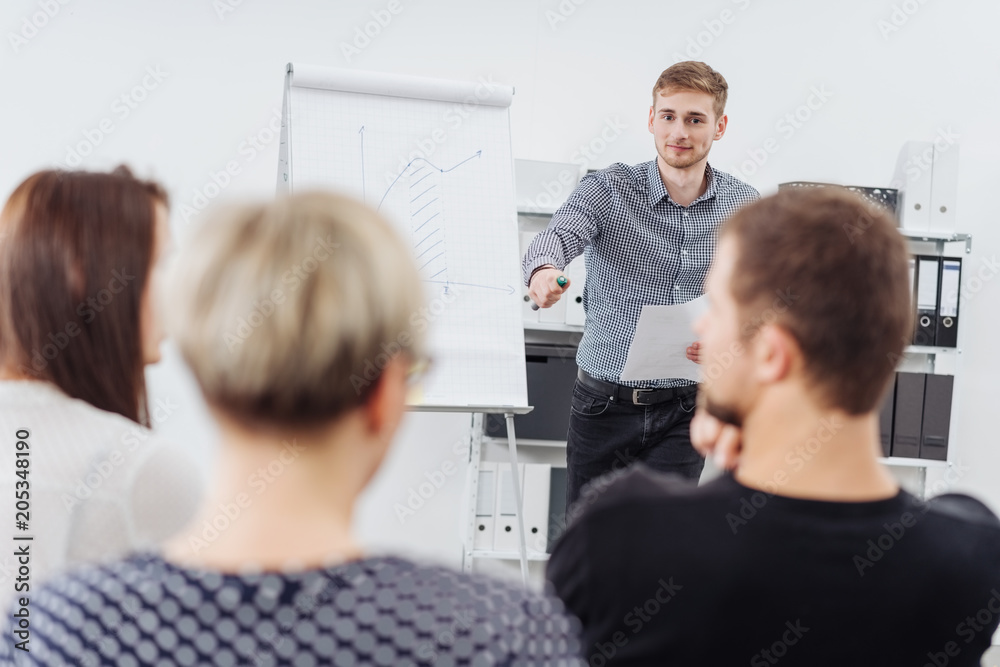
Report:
681,250,688,255
682,211,689,217
674,286,680,290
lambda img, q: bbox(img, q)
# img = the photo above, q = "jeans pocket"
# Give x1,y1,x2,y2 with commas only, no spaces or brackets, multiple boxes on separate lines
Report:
678,391,697,413
570,382,613,417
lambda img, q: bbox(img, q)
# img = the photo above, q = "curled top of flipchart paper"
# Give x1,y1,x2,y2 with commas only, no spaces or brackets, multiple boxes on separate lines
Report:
286,63,514,108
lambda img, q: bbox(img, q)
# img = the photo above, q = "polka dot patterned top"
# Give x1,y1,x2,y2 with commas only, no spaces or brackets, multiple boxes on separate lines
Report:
0,553,582,666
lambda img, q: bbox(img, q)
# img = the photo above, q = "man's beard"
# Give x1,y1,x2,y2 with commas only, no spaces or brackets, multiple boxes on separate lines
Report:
660,143,710,170
704,397,743,428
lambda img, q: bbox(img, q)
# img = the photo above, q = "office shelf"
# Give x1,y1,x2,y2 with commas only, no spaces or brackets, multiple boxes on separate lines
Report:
905,345,961,355
483,436,566,449
523,321,584,334
878,456,949,469
898,229,972,254
469,550,550,562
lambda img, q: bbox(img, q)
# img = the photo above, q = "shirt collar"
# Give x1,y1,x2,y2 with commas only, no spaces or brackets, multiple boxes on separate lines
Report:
646,160,720,208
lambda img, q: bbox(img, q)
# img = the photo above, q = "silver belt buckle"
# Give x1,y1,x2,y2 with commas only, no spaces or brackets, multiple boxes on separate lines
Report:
632,388,651,405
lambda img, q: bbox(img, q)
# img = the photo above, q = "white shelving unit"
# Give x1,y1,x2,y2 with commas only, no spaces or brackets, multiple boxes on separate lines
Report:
880,231,970,497
463,212,969,582
461,210,578,583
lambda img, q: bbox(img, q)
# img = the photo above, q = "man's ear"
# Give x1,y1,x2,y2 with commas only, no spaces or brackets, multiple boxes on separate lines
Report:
648,105,656,134
753,324,798,385
714,113,728,141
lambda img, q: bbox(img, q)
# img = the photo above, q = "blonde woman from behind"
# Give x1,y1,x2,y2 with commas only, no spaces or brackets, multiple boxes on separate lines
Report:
2,191,583,666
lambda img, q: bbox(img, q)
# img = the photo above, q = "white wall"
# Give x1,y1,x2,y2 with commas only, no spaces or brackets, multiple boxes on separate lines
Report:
4,0,1000,569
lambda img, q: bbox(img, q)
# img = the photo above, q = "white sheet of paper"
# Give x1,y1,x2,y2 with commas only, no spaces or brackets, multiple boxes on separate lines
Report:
620,295,709,382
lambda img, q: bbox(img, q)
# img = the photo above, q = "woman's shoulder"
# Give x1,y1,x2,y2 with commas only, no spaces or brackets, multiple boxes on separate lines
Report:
0,379,157,449
21,553,582,665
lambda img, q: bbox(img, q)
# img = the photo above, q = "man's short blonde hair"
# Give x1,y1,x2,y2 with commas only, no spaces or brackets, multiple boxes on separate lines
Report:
169,191,426,427
652,61,729,120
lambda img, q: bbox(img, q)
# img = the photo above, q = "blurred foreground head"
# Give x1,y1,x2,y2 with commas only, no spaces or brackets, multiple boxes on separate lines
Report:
697,186,912,425
169,191,426,431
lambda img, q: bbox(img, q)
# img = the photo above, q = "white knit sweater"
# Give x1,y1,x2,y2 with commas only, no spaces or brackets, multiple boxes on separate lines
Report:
0,380,202,612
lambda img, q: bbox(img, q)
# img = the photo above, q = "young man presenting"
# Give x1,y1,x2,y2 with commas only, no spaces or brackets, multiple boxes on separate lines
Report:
546,187,1000,666
523,61,758,506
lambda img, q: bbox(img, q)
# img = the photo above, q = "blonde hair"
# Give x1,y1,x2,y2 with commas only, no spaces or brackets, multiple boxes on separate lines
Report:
652,61,729,119
168,191,426,427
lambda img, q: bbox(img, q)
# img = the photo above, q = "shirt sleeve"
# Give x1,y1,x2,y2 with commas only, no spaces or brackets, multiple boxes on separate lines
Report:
521,175,609,286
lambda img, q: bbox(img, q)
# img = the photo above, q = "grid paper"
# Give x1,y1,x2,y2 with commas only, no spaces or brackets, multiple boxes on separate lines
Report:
287,82,528,409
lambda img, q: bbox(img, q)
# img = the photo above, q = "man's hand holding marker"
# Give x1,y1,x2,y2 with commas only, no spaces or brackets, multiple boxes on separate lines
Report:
529,264,703,363
528,265,570,310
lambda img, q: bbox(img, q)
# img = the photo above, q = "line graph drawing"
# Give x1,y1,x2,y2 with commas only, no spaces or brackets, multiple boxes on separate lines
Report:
285,76,527,407
357,128,514,296
374,150,481,212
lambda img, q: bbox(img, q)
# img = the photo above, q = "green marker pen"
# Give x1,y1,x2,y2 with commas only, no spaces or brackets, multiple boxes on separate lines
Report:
531,275,568,311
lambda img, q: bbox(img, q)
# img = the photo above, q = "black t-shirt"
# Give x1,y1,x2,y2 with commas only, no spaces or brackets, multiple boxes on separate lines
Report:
546,465,1000,666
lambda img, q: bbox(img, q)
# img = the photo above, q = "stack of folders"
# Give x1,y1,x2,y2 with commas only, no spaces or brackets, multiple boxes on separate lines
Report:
878,372,954,461
473,463,568,554
909,256,962,347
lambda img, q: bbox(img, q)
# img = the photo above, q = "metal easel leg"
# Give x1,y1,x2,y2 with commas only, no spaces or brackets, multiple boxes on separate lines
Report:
462,413,484,574
505,412,529,586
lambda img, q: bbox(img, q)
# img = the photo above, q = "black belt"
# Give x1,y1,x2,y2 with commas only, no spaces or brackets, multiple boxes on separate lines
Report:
577,369,698,406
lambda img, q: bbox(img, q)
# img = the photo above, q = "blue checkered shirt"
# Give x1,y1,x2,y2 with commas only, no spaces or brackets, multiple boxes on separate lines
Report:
522,160,759,389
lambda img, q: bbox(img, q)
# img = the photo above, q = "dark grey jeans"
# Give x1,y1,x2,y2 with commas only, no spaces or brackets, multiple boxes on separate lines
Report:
565,378,704,509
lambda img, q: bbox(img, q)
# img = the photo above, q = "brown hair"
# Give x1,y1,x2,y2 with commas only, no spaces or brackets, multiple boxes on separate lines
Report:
0,166,168,425
719,187,912,415
652,61,728,119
